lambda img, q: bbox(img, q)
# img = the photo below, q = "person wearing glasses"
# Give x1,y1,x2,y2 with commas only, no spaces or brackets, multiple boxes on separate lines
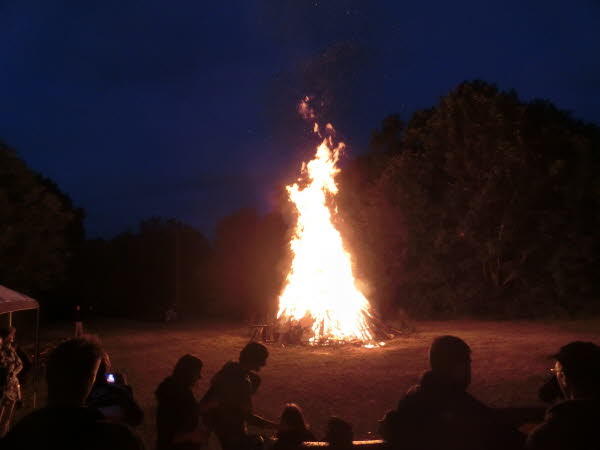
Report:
528,341,600,450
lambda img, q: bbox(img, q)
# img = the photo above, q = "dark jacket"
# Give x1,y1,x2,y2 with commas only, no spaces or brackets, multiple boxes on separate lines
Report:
527,396,600,450
202,361,255,447
1,406,143,450
155,376,201,450
387,370,525,450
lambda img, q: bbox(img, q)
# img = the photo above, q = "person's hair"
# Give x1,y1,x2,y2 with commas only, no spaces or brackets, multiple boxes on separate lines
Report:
172,354,203,387
325,417,353,447
46,336,103,400
554,341,600,395
280,403,308,431
239,342,268,366
429,335,471,372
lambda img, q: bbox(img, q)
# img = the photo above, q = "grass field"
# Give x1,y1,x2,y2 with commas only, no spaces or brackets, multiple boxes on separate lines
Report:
19,317,600,447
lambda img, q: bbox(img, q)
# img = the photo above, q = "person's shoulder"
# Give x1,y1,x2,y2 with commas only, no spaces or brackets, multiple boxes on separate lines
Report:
461,390,494,412
213,361,245,384
396,383,424,409
304,429,316,441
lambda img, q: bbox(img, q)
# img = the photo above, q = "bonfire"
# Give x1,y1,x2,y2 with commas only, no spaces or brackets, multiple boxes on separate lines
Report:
276,119,396,346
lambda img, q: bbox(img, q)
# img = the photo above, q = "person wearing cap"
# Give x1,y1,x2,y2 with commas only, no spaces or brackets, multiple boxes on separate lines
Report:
527,341,600,450
382,335,524,450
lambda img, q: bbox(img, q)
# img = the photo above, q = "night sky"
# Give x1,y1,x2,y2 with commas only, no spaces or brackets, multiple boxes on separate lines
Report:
2,1,599,237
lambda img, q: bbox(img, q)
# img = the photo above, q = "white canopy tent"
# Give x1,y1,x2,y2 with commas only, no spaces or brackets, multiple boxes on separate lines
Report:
0,285,39,316
0,284,40,406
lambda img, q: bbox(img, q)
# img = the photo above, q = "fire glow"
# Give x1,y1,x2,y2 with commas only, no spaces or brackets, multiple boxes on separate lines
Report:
277,123,377,345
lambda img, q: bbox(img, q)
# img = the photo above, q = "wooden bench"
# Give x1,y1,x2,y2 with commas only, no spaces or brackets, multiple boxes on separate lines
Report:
301,440,387,448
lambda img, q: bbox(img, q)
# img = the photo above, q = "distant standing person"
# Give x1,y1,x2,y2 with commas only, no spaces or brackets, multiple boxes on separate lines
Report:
0,327,23,437
74,305,84,337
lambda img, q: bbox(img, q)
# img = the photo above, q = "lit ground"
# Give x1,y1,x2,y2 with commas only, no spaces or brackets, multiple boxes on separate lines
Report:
18,318,600,447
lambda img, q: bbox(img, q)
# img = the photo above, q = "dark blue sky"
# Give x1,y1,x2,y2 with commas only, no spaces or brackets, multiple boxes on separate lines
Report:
2,1,599,237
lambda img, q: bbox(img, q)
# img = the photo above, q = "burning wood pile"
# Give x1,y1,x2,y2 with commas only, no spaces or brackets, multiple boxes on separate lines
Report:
275,119,400,347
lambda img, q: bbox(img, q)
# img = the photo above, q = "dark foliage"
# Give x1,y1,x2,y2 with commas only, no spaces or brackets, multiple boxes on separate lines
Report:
340,81,600,318
0,141,84,297
210,208,289,321
73,218,213,319
3,80,599,321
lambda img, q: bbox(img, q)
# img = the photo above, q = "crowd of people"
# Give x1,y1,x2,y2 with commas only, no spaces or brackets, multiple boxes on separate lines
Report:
0,330,599,450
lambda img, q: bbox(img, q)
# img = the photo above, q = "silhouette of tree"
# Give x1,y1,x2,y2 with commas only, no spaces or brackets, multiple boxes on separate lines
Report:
340,81,600,318
211,208,289,320
0,141,84,296
74,218,212,319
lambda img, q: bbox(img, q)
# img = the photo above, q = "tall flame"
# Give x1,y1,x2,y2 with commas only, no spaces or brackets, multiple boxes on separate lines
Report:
277,127,374,344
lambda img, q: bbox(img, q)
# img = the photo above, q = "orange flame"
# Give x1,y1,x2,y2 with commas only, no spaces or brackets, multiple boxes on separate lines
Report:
277,125,374,344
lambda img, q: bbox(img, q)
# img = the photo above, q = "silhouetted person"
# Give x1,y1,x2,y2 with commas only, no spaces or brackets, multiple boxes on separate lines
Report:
272,403,315,450
202,342,277,450
383,335,524,450
156,354,212,450
1,337,144,450
324,417,353,450
0,327,23,436
528,341,600,450
74,304,84,337
87,351,143,427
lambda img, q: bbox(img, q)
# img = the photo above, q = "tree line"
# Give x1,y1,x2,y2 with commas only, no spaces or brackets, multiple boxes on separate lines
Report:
2,80,599,320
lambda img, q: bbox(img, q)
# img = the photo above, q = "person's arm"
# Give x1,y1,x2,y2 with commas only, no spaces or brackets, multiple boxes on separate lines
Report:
198,386,219,414
247,413,278,430
237,376,277,430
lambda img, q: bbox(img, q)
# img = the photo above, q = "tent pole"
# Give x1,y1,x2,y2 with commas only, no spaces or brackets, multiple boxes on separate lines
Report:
8,311,12,327
33,307,40,409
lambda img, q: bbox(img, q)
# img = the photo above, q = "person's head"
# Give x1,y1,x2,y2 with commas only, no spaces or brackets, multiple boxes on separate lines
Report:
429,335,472,389
172,354,203,389
325,417,353,448
551,341,600,400
46,336,103,406
279,403,308,433
0,327,16,346
239,342,268,372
